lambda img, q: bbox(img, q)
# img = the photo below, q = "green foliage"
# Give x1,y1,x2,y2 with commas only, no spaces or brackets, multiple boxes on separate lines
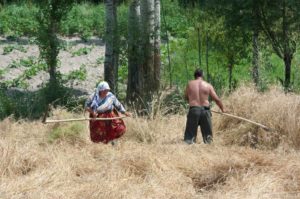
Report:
0,87,47,119
3,57,47,89
0,89,14,119
48,123,85,143
117,4,129,41
161,0,195,38
2,44,26,55
0,69,5,78
63,65,87,81
0,4,38,37
71,46,93,57
9,56,37,68
61,3,105,37
59,40,73,51
96,57,104,65
0,2,126,39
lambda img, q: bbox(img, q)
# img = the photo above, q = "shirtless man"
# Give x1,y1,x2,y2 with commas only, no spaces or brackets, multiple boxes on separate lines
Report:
184,69,225,144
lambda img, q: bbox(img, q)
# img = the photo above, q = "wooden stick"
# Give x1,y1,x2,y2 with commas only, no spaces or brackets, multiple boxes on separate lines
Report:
44,116,128,124
211,110,271,131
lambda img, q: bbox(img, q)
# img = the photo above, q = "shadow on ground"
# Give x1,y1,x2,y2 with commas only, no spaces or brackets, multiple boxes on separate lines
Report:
0,85,88,120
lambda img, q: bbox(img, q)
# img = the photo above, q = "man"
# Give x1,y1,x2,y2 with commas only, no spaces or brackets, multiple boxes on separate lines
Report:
85,81,130,144
184,69,225,144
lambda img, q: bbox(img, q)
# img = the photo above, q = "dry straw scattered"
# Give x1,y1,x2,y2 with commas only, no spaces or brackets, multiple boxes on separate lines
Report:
0,86,300,199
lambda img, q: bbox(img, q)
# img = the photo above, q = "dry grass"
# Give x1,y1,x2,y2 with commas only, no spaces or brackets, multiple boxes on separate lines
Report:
0,86,300,199
214,86,300,150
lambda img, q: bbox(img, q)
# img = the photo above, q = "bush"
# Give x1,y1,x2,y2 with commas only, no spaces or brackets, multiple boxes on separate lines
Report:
0,4,38,37
60,3,105,37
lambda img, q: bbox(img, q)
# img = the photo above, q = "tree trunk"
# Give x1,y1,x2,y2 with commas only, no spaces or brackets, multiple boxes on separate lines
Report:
284,53,292,88
161,0,172,87
282,0,293,89
140,0,156,103
252,1,260,87
48,21,59,86
127,0,141,103
206,31,209,82
197,27,201,67
229,64,233,92
104,0,119,93
252,28,259,86
153,0,161,91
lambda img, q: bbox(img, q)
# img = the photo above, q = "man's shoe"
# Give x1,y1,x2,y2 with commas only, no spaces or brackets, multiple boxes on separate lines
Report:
184,139,195,145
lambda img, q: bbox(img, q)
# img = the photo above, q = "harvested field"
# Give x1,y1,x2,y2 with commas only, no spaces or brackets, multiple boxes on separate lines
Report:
1,87,300,199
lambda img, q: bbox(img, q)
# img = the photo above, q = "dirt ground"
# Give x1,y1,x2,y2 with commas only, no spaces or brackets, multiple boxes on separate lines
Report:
0,36,105,94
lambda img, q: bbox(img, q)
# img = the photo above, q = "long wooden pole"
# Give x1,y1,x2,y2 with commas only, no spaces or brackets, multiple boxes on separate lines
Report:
211,110,271,131
44,116,128,124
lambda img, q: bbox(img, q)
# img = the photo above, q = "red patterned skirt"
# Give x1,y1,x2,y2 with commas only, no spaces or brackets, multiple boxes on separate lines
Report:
89,111,126,143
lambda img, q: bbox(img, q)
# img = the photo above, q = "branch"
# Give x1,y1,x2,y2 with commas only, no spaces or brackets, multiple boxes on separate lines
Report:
259,6,284,58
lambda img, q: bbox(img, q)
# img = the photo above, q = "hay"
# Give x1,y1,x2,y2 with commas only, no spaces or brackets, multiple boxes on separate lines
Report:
0,86,300,198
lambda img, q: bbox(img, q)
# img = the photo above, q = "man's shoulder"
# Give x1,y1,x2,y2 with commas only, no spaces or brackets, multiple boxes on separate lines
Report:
200,80,211,87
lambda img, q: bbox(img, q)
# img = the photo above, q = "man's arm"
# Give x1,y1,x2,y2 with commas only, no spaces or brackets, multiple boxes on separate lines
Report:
209,85,224,112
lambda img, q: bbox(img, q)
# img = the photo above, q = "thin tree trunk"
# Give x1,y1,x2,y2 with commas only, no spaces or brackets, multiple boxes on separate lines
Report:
282,0,292,89
140,0,155,102
252,0,260,87
284,53,292,88
127,0,141,102
161,0,171,87
104,0,119,93
153,0,161,91
197,27,201,67
252,28,259,86
229,64,233,92
206,31,209,82
47,19,59,86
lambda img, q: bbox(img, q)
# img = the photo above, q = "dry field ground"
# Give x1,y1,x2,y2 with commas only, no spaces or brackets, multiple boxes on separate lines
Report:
0,36,105,94
1,86,300,199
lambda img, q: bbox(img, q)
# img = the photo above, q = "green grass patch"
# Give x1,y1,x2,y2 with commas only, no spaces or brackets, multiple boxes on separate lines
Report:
48,123,85,143
71,46,93,57
3,44,27,55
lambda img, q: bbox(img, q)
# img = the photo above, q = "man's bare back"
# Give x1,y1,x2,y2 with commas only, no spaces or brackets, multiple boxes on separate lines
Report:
185,77,224,112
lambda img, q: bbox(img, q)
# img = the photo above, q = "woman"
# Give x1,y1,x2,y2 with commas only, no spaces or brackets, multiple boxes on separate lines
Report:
85,81,130,143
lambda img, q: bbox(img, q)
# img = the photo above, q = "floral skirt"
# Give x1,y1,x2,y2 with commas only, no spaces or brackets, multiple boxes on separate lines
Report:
89,111,126,143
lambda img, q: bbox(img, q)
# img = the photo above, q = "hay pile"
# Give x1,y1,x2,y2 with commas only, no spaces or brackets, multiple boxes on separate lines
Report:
214,86,300,149
0,86,300,198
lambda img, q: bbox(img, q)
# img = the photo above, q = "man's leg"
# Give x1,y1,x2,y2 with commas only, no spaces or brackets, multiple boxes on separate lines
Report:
184,109,200,144
199,110,213,144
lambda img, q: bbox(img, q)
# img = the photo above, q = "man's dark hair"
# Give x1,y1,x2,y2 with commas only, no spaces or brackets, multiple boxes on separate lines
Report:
194,68,203,79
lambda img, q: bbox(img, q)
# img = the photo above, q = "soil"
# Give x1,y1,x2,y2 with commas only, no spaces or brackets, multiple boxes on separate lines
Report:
0,36,105,95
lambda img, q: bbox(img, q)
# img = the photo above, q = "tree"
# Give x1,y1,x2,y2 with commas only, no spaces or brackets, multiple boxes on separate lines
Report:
202,0,263,87
127,0,141,103
104,0,119,93
218,27,247,92
36,0,74,102
127,0,161,111
258,0,300,89
140,0,160,104
207,0,300,89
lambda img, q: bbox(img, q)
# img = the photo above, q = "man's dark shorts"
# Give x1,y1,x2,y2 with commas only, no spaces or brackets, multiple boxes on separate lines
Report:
184,106,212,144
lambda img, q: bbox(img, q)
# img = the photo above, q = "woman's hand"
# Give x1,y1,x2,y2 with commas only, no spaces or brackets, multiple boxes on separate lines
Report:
124,112,131,117
91,112,98,118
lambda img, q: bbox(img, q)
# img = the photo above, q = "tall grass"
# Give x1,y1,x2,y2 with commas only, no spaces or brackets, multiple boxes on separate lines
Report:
0,86,300,198
214,85,300,149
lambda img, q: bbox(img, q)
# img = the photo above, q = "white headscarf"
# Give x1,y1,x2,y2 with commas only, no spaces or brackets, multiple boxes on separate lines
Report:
90,81,111,111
